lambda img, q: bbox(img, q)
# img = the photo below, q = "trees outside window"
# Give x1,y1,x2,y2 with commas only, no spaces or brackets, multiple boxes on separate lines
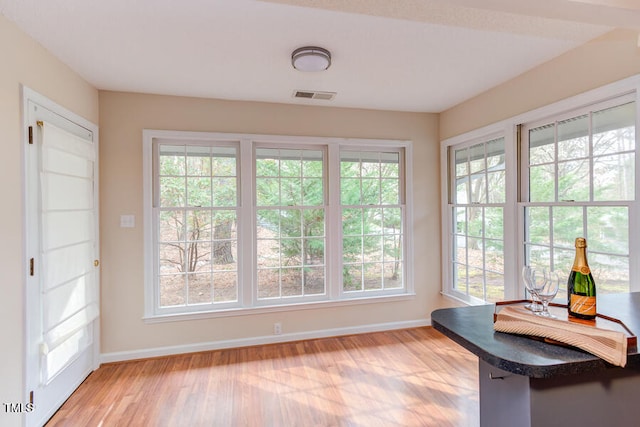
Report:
144,131,412,318
255,147,326,299
340,151,404,293
156,144,238,307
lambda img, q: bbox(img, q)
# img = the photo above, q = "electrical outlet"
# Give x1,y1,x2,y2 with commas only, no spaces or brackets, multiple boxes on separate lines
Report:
274,322,282,335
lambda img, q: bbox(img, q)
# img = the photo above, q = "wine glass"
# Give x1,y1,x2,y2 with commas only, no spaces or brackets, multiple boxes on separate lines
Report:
533,270,560,318
522,266,542,312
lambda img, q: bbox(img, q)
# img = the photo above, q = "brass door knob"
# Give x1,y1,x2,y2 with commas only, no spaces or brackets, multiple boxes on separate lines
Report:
94,260,100,267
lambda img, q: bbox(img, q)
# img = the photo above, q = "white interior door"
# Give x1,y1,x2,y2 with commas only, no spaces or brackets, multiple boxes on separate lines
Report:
24,90,100,427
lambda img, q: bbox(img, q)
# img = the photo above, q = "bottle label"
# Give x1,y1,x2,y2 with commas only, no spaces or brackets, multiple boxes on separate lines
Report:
572,266,591,274
569,294,596,316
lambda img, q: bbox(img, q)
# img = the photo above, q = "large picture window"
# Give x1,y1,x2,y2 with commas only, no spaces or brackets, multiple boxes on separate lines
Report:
442,79,638,305
144,131,412,318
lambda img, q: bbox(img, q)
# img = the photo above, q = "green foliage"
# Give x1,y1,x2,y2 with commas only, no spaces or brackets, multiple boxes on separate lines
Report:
159,146,238,271
159,145,405,293
255,149,327,272
340,153,402,289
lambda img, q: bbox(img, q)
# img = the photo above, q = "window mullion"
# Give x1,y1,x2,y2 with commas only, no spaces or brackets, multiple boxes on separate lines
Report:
327,144,342,299
589,111,595,202
504,126,519,300
631,90,640,292
183,153,190,306
554,122,559,203
482,144,488,301
240,138,254,307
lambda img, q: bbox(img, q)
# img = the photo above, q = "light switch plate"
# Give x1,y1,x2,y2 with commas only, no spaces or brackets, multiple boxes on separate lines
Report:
120,215,135,228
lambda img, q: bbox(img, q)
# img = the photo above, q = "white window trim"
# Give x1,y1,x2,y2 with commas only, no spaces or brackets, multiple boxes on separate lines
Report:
441,74,640,304
143,129,414,321
440,130,517,304
252,142,329,307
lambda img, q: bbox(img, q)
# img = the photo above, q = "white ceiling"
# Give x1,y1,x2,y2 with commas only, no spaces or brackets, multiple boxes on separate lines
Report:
1,0,638,112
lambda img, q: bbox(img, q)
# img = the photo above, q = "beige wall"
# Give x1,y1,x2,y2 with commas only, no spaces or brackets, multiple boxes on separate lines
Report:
0,15,98,427
440,29,640,140
99,91,446,355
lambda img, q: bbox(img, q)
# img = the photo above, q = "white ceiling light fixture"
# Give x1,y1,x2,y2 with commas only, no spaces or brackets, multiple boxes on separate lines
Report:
291,46,331,72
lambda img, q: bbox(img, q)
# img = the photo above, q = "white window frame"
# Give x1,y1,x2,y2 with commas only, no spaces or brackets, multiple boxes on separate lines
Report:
441,74,640,305
441,127,518,304
253,143,329,306
143,130,414,321
521,94,637,297
446,134,513,304
339,148,408,298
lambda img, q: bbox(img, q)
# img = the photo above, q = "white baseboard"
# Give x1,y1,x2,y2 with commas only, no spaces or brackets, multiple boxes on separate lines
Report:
100,318,431,364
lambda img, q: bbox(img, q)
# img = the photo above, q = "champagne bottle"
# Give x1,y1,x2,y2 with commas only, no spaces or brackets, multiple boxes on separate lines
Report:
567,237,596,319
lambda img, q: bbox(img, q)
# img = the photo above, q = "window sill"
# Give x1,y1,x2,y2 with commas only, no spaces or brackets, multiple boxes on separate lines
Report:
441,290,490,307
143,293,416,324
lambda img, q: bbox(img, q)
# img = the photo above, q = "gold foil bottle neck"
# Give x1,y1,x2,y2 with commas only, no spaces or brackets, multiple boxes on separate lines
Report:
575,237,587,248
572,237,589,271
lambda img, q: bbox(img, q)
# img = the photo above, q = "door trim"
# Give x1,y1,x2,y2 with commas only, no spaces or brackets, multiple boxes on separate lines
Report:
22,86,100,426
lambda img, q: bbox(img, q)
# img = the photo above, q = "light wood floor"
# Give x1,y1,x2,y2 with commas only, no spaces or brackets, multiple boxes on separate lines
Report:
46,327,479,426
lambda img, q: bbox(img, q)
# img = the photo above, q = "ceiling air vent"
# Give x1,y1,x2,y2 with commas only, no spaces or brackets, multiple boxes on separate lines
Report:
293,90,336,101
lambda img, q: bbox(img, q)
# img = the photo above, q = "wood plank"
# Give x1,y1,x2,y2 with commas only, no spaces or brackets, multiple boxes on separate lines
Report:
46,327,478,426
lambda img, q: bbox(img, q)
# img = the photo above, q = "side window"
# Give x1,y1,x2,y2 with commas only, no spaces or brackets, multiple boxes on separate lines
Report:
523,100,636,297
449,138,506,302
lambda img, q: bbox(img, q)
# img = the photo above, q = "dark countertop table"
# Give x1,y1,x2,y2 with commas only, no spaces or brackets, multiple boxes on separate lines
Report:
431,292,640,378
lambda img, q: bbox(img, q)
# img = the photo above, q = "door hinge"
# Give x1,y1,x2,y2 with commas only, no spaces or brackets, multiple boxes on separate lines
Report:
29,258,34,276
29,390,34,405
28,126,33,144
